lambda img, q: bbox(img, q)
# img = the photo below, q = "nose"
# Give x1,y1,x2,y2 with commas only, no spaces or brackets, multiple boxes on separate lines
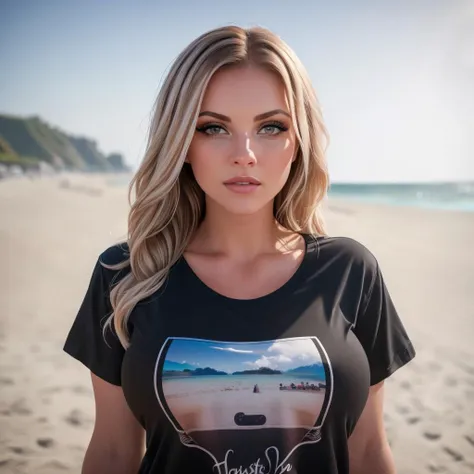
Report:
231,134,256,167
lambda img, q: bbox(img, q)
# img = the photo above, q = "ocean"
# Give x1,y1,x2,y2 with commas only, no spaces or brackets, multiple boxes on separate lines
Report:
162,373,325,391
107,176,474,212
328,182,474,212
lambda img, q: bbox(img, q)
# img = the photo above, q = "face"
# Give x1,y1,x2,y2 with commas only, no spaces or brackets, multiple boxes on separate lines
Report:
186,66,297,216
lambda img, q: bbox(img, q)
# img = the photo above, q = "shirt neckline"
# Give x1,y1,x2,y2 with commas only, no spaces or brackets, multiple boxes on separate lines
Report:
178,233,321,306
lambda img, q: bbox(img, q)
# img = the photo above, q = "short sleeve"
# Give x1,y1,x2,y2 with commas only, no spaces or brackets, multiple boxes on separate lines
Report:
63,257,125,386
354,261,416,386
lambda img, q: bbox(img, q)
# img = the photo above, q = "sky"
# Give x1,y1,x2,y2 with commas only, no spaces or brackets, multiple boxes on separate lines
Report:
1,0,473,182
164,339,323,373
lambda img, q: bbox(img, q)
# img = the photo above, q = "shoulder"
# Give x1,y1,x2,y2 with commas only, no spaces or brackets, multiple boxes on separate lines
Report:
95,242,131,284
304,235,385,324
98,242,130,266
306,234,378,271
304,234,380,297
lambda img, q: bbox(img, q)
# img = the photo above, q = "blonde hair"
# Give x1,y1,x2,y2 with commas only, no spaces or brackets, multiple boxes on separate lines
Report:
105,25,330,348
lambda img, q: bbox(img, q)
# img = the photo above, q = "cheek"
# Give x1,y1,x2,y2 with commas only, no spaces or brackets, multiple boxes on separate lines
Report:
187,138,228,163
261,139,296,179
186,141,220,192
187,141,209,171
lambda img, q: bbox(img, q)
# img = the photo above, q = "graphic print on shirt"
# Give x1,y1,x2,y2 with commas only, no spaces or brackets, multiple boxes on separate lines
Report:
154,336,333,474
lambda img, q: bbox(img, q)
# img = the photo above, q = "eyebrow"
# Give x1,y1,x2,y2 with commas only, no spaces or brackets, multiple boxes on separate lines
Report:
198,109,291,122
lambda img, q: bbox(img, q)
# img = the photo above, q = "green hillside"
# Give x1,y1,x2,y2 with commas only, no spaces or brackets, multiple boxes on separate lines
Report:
68,136,112,171
0,135,17,155
0,115,53,164
0,133,40,167
0,114,128,172
26,117,86,169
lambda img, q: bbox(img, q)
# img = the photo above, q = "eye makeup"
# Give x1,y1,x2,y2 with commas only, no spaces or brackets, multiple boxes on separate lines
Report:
196,120,289,136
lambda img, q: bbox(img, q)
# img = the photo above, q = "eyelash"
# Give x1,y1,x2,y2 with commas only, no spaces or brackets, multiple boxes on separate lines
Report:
261,121,289,134
196,120,289,136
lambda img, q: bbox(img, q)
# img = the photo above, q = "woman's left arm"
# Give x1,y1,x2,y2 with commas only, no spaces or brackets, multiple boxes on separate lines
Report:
348,381,396,474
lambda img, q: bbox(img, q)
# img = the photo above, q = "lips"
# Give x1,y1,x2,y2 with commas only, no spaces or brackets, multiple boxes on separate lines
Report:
223,176,261,194
223,176,261,185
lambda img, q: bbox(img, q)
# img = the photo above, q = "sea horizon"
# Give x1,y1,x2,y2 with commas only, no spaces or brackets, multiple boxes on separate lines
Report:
97,174,474,212
328,181,474,212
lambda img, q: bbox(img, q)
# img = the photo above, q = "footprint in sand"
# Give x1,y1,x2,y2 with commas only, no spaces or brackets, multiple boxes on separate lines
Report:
65,408,93,427
399,380,412,390
423,431,442,441
395,404,410,415
464,435,474,447
455,362,474,377
8,446,33,455
37,438,55,448
408,396,426,412
406,416,421,425
426,461,447,472
9,398,32,416
0,459,27,469
0,376,14,386
442,446,464,463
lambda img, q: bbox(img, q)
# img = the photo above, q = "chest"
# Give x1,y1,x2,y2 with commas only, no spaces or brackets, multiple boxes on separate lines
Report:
121,288,371,457
182,252,304,300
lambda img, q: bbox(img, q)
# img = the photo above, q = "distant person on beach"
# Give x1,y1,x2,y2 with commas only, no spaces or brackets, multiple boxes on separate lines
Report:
63,25,416,474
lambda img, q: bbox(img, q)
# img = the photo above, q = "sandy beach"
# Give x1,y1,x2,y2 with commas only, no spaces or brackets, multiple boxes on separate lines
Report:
163,377,326,432
0,174,473,474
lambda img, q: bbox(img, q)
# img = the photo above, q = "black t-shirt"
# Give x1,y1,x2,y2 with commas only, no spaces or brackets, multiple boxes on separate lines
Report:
64,234,415,474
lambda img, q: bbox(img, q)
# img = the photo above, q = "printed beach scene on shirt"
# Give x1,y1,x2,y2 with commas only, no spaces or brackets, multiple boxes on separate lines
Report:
154,337,333,474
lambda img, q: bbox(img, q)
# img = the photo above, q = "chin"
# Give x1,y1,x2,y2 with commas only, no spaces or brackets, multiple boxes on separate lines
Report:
207,194,272,217
221,201,269,216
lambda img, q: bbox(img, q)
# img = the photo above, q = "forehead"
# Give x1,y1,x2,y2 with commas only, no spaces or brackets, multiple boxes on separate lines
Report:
200,66,290,114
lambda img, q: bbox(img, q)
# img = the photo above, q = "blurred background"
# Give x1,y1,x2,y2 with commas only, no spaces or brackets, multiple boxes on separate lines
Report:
0,1,473,473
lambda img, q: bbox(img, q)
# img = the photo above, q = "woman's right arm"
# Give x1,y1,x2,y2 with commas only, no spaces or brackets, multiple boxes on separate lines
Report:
82,373,145,474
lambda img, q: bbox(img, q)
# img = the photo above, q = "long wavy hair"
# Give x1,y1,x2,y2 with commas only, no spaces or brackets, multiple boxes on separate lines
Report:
104,25,330,348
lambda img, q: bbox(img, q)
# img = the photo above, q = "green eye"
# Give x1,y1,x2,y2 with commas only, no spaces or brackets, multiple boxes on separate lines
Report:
259,121,289,135
196,124,227,135
261,126,280,135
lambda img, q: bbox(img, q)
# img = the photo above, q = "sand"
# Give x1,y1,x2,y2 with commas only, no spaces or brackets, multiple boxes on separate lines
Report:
0,173,473,474
163,379,325,432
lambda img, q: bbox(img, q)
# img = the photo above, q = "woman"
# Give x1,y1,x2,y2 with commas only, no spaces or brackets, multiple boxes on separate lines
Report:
64,25,416,474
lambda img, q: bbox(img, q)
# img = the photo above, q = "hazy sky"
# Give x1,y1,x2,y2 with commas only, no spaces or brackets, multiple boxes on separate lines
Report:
1,0,473,182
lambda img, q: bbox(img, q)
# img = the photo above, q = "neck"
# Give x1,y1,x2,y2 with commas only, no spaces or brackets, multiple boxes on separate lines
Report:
190,199,293,261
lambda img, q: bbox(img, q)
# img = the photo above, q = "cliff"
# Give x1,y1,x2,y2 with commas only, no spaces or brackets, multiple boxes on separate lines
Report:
0,114,129,172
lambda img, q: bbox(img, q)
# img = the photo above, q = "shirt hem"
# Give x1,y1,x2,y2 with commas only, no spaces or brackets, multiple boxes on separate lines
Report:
63,343,122,387
370,342,416,386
